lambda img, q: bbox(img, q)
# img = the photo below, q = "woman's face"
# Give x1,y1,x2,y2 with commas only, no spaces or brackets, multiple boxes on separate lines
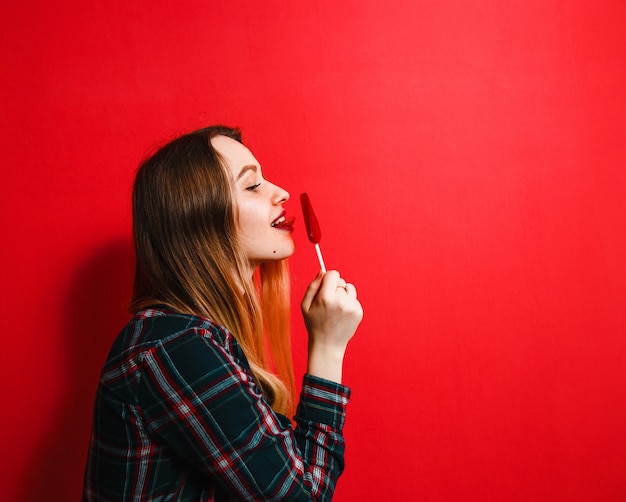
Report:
210,134,296,269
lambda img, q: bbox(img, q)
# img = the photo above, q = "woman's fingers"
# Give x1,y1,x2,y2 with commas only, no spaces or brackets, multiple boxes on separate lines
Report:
302,270,362,334
301,271,324,311
344,282,356,298
302,270,361,318
317,270,342,298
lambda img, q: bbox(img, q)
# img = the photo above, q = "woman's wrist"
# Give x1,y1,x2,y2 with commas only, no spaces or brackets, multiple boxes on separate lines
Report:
306,343,346,384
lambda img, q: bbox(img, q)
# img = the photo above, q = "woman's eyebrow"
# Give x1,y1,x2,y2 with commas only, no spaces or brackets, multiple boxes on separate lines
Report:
236,164,258,180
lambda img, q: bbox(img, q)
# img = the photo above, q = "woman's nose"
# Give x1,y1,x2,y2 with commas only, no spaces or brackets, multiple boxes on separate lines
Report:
272,183,290,204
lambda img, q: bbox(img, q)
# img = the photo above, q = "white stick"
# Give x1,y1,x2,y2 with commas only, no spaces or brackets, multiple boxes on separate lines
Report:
315,243,327,274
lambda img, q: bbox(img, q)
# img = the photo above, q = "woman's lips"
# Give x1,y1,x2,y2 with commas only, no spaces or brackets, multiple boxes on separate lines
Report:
271,214,295,231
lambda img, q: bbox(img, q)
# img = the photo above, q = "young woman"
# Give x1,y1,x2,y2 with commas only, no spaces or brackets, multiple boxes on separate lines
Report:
82,125,363,501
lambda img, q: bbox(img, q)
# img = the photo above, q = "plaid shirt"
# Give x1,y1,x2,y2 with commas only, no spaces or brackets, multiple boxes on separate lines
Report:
83,308,350,501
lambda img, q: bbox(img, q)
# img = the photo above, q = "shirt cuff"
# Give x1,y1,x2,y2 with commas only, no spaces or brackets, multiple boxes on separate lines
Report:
296,374,351,430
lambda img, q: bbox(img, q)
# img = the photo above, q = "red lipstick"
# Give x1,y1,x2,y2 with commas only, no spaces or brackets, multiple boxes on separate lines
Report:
271,211,295,232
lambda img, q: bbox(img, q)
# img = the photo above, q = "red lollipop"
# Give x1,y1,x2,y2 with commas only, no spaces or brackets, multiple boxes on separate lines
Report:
300,192,327,273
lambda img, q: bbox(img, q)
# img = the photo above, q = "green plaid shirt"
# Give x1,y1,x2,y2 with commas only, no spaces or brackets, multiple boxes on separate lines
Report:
83,308,350,501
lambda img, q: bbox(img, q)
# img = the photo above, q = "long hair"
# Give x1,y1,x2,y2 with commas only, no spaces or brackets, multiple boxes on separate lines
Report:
130,125,295,415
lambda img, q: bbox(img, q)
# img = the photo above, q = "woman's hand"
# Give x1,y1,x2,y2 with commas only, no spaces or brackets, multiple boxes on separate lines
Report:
301,270,363,383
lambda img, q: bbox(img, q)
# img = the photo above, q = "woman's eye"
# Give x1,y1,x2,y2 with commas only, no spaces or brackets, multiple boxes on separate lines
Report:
246,182,262,192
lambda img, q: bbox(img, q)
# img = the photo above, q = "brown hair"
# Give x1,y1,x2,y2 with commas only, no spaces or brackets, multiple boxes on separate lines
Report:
130,126,294,414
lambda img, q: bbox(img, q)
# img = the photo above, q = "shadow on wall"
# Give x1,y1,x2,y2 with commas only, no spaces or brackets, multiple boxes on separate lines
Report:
20,238,134,502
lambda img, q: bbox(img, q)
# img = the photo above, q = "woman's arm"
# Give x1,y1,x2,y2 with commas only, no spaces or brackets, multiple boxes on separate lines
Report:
301,270,364,384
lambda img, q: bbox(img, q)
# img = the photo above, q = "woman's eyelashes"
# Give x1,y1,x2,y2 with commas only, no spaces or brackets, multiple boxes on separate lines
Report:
246,182,262,192
245,176,267,192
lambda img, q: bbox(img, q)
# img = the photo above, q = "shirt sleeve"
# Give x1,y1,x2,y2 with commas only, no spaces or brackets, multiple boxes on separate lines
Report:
137,327,350,502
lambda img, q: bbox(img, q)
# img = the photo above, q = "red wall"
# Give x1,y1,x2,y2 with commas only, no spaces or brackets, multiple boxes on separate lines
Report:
2,1,625,500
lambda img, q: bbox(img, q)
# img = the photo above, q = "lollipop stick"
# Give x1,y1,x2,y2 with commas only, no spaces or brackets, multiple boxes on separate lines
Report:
315,243,327,274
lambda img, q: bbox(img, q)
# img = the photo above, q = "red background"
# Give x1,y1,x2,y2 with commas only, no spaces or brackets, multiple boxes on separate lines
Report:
2,1,626,500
